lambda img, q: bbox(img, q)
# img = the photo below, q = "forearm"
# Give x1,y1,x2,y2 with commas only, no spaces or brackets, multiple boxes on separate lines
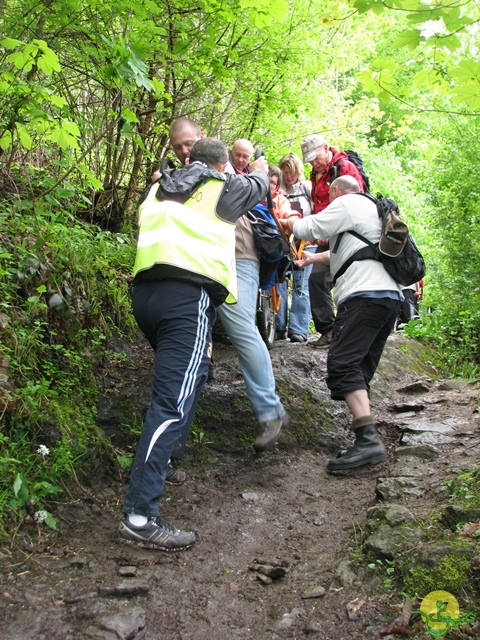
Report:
295,250,330,268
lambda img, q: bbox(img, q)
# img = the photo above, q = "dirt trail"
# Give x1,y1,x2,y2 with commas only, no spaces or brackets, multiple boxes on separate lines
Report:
1,334,479,640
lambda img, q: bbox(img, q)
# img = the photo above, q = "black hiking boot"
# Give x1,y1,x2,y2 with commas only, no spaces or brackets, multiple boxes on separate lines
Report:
119,516,195,551
327,424,387,473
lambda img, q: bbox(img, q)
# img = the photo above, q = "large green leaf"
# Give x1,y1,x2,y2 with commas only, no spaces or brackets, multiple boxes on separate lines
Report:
393,29,421,50
36,49,61,75
450,60,480,84
1,37,22,49
13,473,29,504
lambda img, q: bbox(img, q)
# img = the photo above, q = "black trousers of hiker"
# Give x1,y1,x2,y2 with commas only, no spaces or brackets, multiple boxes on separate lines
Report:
327,296,400,401
309,261,335,335
123,279,215,518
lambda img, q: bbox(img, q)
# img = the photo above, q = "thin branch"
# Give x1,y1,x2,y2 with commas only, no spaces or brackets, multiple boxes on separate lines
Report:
371,76,480,117
33,131,106,201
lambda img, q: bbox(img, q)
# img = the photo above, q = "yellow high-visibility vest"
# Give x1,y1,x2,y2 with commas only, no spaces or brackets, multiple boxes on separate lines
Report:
133,178,237,303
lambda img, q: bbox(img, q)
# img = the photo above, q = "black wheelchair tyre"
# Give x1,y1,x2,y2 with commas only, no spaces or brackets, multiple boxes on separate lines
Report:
256,288,276,350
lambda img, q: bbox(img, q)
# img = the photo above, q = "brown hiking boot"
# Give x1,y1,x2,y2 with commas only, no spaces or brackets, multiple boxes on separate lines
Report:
309,330,333,348
254,413,290,452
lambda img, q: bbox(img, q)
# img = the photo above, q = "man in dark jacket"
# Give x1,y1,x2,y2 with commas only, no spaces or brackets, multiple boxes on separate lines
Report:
120,138,269,551
161,120,288,456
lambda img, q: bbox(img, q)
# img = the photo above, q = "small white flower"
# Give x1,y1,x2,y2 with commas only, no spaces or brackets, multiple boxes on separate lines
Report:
37,445,50,457
34,510,48,524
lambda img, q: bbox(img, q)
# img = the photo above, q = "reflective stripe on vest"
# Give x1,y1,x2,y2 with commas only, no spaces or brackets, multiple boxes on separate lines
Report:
133,178,237,303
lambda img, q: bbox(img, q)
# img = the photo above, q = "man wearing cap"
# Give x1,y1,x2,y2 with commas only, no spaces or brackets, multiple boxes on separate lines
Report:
283,175,402,473
301,134,367,349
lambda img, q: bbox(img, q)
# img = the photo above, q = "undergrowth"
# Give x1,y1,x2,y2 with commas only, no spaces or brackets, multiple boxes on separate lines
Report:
403,308,480,380
445,466,480,510
0,195,136,541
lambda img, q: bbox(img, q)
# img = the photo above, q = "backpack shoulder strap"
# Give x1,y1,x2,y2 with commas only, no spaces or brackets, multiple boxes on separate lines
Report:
332,192,378,254
329,159,340,183
332,245,377,286
356,191,377,206
331,192,379,285
301,182,312,202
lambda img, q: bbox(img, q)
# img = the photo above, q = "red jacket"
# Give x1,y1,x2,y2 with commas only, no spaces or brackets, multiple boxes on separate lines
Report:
311,148,365,213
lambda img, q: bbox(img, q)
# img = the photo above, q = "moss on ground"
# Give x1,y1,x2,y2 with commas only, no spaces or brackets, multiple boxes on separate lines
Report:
403,551,473,597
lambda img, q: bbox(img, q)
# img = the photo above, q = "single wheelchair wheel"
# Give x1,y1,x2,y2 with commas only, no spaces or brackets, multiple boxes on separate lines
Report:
256,288,276,350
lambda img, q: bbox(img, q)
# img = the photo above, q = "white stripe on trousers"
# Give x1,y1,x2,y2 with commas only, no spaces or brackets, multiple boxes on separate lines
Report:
144,289,210,462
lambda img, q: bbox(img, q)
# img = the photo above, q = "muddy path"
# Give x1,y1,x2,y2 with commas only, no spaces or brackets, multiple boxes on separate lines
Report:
1,334,479,640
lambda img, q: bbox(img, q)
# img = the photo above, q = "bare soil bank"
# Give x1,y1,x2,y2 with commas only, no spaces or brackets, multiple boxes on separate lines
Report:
1,333,479,640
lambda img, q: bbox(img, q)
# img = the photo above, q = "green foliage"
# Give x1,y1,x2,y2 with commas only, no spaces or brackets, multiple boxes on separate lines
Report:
0,434,62,534
348,523,366,566
0,37,71,154
351,0,480,113
12,471,60,531
445,467,480,509
0,196,135,539
0,0,395,228
403,116,480,377
367,558,396,590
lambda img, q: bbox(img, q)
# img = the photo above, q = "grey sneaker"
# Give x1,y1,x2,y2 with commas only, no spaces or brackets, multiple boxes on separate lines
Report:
254,413,290,452
119,516,196,550
165,462,186,485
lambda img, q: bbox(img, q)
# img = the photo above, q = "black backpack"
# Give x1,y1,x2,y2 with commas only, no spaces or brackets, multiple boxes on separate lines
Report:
246,203,284,290
332,193,426,287
329,150,370,194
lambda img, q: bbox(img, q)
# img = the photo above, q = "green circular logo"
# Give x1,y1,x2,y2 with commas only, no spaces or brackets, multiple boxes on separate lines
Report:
419,591,459,635
412,590,476,638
